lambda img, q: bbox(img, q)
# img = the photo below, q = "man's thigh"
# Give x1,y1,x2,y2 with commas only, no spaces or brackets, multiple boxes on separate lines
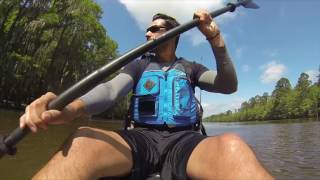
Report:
186,133,273,180
33,127,133,180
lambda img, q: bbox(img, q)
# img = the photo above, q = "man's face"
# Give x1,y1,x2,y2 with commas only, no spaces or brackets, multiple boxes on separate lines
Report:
145,18,178,54
145,19,168,41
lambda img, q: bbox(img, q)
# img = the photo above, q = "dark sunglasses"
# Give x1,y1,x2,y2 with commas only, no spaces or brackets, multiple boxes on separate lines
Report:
146,26,167,33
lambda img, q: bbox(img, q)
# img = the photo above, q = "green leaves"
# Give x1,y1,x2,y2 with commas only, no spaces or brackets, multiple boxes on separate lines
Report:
2,9,18,32
0,0,119,111
205,71,320,122
39,12,59,26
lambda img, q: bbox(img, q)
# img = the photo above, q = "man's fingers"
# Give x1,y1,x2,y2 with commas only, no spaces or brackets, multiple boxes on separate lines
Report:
194,10,212,24
19,114,26,129
18,92,59,133
44,92,57,101
41,92,57,108
25,106,38,133
41,110,64,125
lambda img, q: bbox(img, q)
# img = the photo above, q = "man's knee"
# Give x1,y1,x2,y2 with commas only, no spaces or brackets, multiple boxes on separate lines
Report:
73,126,95,138
188,134,273,179
202,133,252,159
215,133,250,156
62,126,116,154
69,126,99,145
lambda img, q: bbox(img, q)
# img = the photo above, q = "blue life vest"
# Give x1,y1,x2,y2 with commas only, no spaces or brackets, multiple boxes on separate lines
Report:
132,61,200,127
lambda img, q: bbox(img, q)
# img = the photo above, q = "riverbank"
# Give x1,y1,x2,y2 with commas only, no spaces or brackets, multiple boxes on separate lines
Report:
0,108,124,123
204,117,319,123
0,102,25,111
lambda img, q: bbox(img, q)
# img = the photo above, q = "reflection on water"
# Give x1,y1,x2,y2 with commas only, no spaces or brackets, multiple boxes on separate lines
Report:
0,109,319,179
0,110,122,179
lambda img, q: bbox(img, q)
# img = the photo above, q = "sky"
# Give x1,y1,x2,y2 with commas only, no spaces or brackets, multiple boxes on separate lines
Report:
94,0,320,117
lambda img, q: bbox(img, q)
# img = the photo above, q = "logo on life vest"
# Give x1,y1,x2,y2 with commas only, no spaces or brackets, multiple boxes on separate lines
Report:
144,79,156,91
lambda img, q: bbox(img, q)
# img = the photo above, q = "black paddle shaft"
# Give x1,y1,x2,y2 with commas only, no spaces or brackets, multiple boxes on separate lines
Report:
0,0,258,157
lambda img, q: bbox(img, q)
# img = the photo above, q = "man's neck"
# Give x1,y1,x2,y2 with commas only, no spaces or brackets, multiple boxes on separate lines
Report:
155,51,176,63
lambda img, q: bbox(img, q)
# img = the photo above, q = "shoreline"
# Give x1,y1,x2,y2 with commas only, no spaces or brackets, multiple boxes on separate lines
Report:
0,107,123,122
204,117,319,123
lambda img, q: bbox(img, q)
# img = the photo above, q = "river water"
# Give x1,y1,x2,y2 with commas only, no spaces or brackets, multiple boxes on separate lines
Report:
0,109,319,179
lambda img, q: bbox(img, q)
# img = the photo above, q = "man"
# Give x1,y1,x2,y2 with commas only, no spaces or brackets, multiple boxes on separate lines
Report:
20,10,274,180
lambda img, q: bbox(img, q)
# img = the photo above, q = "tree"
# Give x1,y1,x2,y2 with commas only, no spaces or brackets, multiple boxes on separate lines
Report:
205,72,320,122
269,78,292,119
226,110,232,115
240,101,249,111
262,92,269,104
0,0,120,115
272,78,292,98
292,73,312,117
317,65,320,86
295,72,311,91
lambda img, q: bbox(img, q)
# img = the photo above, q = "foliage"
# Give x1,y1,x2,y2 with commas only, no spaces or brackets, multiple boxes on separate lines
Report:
0,0,128,119
205,71,320,122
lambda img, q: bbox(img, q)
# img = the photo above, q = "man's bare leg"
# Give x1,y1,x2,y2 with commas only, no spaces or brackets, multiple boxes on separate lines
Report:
187,133,274,180
33,127,132,180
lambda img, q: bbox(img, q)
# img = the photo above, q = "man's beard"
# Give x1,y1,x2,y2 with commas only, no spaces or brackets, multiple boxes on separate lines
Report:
146,37,173,54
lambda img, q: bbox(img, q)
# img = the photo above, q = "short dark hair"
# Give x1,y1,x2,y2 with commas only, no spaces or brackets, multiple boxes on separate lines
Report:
152,13,180,49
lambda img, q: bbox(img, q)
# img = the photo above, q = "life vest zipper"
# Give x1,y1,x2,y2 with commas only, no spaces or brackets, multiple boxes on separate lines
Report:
163,72,168,123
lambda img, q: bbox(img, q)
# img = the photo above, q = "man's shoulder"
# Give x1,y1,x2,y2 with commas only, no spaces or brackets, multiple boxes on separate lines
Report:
177,57,204,67
177,57,202,69
177,57,194,64
124,54,151,69
176,57,209,80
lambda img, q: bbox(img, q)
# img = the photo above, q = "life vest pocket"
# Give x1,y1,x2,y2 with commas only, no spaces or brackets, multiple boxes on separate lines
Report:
136,95,158,117
133,72,162,123
135,73,160,96
172,77,193,118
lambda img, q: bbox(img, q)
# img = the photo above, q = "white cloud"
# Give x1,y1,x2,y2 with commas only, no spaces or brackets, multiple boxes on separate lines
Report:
202,98,244,117
260,61,286,84
242,64,250,72
118,0,240,46
305,70,319,83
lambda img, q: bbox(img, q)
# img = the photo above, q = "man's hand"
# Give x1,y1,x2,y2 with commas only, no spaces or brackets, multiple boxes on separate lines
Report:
19,92,84,133
194,10,220,40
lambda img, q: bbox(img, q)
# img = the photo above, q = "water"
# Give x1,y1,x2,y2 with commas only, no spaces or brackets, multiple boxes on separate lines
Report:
0,109,121,179
1,109,319,179
205,120,320,179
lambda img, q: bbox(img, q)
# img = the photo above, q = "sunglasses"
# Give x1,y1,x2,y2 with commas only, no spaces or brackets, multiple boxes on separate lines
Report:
146,26,167,33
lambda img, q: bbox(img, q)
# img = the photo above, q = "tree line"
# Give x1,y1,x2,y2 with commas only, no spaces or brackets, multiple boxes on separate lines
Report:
0,0,129,119
205,70,320,122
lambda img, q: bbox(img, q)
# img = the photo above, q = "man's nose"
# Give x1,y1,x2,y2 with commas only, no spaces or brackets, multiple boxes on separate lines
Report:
145,31,153,39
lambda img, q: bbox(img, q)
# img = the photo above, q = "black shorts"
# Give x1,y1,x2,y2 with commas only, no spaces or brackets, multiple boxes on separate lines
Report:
116,127,207,180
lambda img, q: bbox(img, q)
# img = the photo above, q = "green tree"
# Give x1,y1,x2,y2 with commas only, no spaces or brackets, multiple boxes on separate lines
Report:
317,65,320,86
205,72,320,122
295,72,311,91
292,73,312,117
261,92,269,104
0,0,126,119
272,78,292,98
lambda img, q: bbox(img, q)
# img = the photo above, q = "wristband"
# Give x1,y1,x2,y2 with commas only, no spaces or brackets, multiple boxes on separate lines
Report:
206,32,220,41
